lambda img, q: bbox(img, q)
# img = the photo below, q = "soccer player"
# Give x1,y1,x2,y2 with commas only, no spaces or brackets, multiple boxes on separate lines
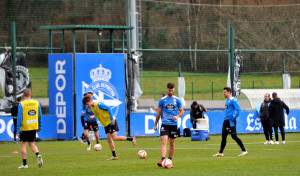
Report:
259,93,273,144
16,89,43,169
153,82,184,167
212,87,248,157
270,92,289,144
82,92,100,150
82,96,136,160
78,93,88,144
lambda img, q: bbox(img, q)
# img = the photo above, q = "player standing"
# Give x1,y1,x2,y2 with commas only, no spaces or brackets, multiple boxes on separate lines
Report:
153,82,184,167
16,89,43,169
212,87,248,157
82,92,100,150
82,96,136,160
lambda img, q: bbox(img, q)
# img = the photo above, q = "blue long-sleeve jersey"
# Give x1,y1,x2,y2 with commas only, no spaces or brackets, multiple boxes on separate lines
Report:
16,100,42,134
224,97,241,123
81,104,97,122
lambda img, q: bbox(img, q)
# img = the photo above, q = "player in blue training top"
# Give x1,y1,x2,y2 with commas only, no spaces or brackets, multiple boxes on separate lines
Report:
153,82,184,167
213,87,248,157
81,92,100,151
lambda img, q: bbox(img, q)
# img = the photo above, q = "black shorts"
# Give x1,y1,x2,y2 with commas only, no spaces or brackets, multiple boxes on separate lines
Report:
20,130,37,142
160,124,178,138
222,120,237,135
104,120,119,134
84,121,99,131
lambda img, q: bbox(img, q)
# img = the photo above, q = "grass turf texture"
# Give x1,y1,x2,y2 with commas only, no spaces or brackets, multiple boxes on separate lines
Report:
1,133,299,176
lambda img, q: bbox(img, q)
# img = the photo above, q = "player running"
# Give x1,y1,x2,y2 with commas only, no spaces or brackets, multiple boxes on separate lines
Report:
82,96,136,160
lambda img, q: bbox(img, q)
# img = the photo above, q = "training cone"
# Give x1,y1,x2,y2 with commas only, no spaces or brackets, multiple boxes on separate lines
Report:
12,151,19,154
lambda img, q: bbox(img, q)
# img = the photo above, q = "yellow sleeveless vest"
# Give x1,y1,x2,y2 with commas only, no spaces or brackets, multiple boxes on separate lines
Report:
91,101,115,127
20,99,39,131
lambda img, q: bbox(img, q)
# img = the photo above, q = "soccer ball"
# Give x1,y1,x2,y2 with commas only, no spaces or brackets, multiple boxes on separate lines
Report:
94,144,102,151
162,158,173,169
138,150,147,159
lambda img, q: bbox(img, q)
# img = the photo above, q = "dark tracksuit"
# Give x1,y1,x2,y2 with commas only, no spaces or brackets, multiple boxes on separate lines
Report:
10,102,19,141
270,98,289,142
190,104,207,129
259,100,273,141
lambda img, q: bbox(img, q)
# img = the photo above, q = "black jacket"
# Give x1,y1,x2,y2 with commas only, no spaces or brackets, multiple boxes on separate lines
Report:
11,102,19,118
270,98,289,126
190,104,206,124
259,100,271,121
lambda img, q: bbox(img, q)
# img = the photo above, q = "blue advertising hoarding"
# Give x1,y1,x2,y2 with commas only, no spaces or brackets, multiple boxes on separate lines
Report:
75,54,126,139
130,110,300,136
48,54,74,139
0,115,57,141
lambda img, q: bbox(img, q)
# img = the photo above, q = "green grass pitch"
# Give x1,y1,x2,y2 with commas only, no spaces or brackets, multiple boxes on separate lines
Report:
1,133,300,176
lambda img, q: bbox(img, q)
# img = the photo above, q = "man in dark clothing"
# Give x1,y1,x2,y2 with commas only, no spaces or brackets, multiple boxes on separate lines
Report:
190,101,208,129
10,97,22,143
259,93,273,144
270,92,289,144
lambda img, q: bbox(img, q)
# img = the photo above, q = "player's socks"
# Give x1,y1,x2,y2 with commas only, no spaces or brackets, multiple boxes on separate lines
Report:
35,152,40,157
126,137,133,141
161,157,165,161
23,159,27,166
87,141,90,145
168,157,172,160
112,151,117,157
97,141,99,144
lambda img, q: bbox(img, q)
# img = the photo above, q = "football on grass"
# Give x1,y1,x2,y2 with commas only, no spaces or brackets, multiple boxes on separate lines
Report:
162,158,173,169
94,144,102,151
138,150,147,159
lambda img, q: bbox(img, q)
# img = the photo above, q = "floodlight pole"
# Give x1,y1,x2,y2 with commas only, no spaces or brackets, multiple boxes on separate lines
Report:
11,21,17,102
229,27,235,96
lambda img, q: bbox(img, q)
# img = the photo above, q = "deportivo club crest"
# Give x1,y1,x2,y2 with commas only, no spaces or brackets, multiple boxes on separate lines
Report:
82,64,122,117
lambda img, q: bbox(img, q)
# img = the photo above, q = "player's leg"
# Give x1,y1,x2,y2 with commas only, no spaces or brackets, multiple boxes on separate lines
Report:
106,133,118,160
109,121,136,147
20,141,27,163
161,135,168,160
267,120,274,143
279,126,285,143
13,118,17,142
262,121,270,142
168,125,178,160
168,138,176,159
273,125,279,143
27,130,43,167
83,122,91,150
91,122,100,144
219,121,229,153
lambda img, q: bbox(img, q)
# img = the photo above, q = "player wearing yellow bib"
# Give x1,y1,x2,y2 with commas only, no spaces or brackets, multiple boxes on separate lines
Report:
16,89,43,169
82,96,136,160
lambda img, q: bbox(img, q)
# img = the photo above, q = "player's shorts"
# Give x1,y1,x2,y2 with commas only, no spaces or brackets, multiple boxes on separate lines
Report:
222,120,236,135
160,124,178,138
19,130,37,142
104,120,119,134
84,121,99,131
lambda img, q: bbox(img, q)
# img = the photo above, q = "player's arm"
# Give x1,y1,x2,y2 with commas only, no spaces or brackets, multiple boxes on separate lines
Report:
81,105,85,115
190,109,195,122
233,99,241,121
97,102,115,124
153,108,162,131
173,98,184,120
16,103,23,136
200,104,208,112
282,101,289,115
173,107,184,120
37,102,42,132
